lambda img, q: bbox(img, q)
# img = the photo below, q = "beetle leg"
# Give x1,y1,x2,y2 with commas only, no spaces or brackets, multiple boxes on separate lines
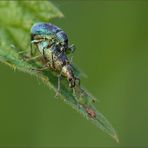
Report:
30,42,33,56
69,55,73,64
51,53,55,69
55,75,61,97
42,48,46,59
30,40,38,56
31,63,49,72
73,87,77,98
68,44,76,64
18,50,27,55
75,77,80,86
30,44,36,56
69,51,75,64
67,44,75,54
55,68,63,97
23,55,42,62
72,88,81,108
73,88,78,103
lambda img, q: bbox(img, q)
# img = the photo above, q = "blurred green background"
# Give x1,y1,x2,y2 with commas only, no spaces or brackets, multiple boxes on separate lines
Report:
0,0,148,147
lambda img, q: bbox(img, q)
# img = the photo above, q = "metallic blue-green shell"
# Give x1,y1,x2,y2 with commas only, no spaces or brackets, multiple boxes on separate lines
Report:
31,23,68,43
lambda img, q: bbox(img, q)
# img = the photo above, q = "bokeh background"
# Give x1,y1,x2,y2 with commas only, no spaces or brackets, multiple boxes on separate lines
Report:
0,0,148,147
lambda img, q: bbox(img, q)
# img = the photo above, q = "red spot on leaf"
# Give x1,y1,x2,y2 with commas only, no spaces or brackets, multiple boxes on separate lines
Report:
85,107,96,118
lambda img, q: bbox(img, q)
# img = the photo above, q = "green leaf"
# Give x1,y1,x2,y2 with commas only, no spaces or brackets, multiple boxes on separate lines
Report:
0,1,119,143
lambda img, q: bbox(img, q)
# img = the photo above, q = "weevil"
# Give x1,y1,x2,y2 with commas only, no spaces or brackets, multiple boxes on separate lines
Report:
30,23,97,118
30,23,80,94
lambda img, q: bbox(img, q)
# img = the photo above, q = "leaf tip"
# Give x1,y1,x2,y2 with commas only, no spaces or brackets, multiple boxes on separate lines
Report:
112,132,119,143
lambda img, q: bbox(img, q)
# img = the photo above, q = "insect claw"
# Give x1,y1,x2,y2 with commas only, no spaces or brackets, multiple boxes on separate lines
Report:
55,93,58,97
55,91,60,98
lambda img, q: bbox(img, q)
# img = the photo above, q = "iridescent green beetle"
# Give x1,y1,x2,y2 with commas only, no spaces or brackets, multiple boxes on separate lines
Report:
30,23,80,94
